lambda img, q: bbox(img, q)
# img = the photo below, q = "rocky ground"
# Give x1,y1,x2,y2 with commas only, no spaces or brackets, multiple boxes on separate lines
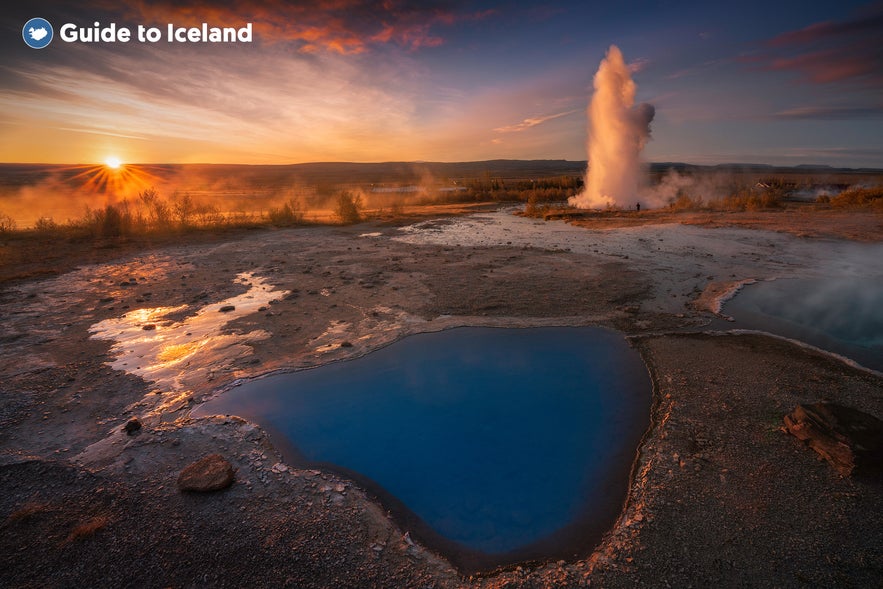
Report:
1,206,881,588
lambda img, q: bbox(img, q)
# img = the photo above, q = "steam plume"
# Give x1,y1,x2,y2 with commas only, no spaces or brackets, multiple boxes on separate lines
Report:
569,45,655,209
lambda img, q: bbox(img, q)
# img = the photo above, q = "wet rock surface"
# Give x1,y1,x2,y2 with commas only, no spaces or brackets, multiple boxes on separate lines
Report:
0,209,881,587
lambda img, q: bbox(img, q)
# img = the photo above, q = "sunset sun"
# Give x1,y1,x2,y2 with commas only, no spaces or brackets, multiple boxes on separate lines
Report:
105,156,122,169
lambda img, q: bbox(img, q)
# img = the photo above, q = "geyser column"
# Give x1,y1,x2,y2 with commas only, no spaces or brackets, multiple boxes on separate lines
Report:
569,45,655,209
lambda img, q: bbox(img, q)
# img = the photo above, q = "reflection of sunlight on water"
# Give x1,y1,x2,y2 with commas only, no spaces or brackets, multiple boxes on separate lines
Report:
157,341,203,363
128,305,188,326
89,271,288,392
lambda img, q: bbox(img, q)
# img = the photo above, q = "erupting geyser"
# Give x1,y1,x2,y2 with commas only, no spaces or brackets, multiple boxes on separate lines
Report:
569,45,655,209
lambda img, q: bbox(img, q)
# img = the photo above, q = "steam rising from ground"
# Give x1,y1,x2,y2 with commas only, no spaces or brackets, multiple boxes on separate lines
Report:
569,45,655,209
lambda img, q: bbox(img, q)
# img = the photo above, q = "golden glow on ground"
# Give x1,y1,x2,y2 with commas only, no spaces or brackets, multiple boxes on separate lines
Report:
105,156,122,169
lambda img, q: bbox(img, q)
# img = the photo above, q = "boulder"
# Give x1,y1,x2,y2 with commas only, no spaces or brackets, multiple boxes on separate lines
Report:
784,402,883,477
177,454,235,492
122,417,141,435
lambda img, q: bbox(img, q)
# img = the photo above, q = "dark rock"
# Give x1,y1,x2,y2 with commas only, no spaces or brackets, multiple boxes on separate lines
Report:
122,417,141,435
784,402,883,477
219,305,235,313
177,454,235,492
340,341,353,348
142,324,156,331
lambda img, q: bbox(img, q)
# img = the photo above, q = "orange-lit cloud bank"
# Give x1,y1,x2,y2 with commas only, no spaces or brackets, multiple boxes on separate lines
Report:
1,2,881,167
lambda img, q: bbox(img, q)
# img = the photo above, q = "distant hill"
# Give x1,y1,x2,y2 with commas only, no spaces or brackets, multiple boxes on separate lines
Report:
0,161,880,193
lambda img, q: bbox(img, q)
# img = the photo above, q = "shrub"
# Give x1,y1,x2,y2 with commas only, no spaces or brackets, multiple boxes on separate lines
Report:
830,186,883,208
82,204,130,239
139,187,172,230
524,192,554,217
0,212,16,235
172,192,195,228
719,189,782,211
669,193,704,211
195,203,225,227
34,216,59,233
100,204,126,238
268,198,305,226
334,191,363,224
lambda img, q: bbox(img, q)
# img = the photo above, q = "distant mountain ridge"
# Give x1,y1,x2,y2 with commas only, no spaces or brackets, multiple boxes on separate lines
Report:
0,160,880,192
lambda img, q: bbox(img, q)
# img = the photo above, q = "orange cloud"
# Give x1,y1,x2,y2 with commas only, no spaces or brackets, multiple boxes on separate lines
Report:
102,0,492,55
494,109,579,133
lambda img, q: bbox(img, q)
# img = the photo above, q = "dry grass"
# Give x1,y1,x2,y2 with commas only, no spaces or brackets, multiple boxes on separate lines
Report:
830,186,883,209
667,189,784,212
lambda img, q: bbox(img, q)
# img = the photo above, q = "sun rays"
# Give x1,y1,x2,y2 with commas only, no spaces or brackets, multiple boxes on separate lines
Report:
66,162,161,197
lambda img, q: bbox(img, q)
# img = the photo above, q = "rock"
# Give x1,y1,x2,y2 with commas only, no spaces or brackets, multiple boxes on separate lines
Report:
142,324,156,331
177,454,235,492
784,402,883,477
122,417,141,435
219,305,235,313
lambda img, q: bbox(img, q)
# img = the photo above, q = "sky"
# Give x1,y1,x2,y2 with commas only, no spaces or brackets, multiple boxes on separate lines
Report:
1,1,882,167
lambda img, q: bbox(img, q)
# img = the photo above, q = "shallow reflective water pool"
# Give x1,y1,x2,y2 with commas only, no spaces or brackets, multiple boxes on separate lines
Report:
195,326,651,570
723,277,883,372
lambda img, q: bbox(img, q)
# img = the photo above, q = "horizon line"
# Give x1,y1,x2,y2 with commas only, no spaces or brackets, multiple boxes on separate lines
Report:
0,160,879,171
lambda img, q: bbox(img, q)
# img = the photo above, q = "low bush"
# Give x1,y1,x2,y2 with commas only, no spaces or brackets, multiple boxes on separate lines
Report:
830,186,883,208
268,198,305,226
0,212,16,235
334,191,363,224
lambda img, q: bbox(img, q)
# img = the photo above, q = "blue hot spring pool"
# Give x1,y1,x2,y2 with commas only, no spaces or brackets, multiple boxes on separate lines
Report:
194,326,651,570
722,277,883,372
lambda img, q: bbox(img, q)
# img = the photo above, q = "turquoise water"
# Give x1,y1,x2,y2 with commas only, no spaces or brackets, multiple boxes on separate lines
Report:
195,326,651,569
723,277,883,371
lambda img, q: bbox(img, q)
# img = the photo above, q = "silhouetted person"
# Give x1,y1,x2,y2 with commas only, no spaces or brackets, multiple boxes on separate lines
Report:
636,202,641,212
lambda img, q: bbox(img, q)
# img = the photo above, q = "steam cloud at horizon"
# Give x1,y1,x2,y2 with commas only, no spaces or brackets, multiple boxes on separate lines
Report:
569,45,655,209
